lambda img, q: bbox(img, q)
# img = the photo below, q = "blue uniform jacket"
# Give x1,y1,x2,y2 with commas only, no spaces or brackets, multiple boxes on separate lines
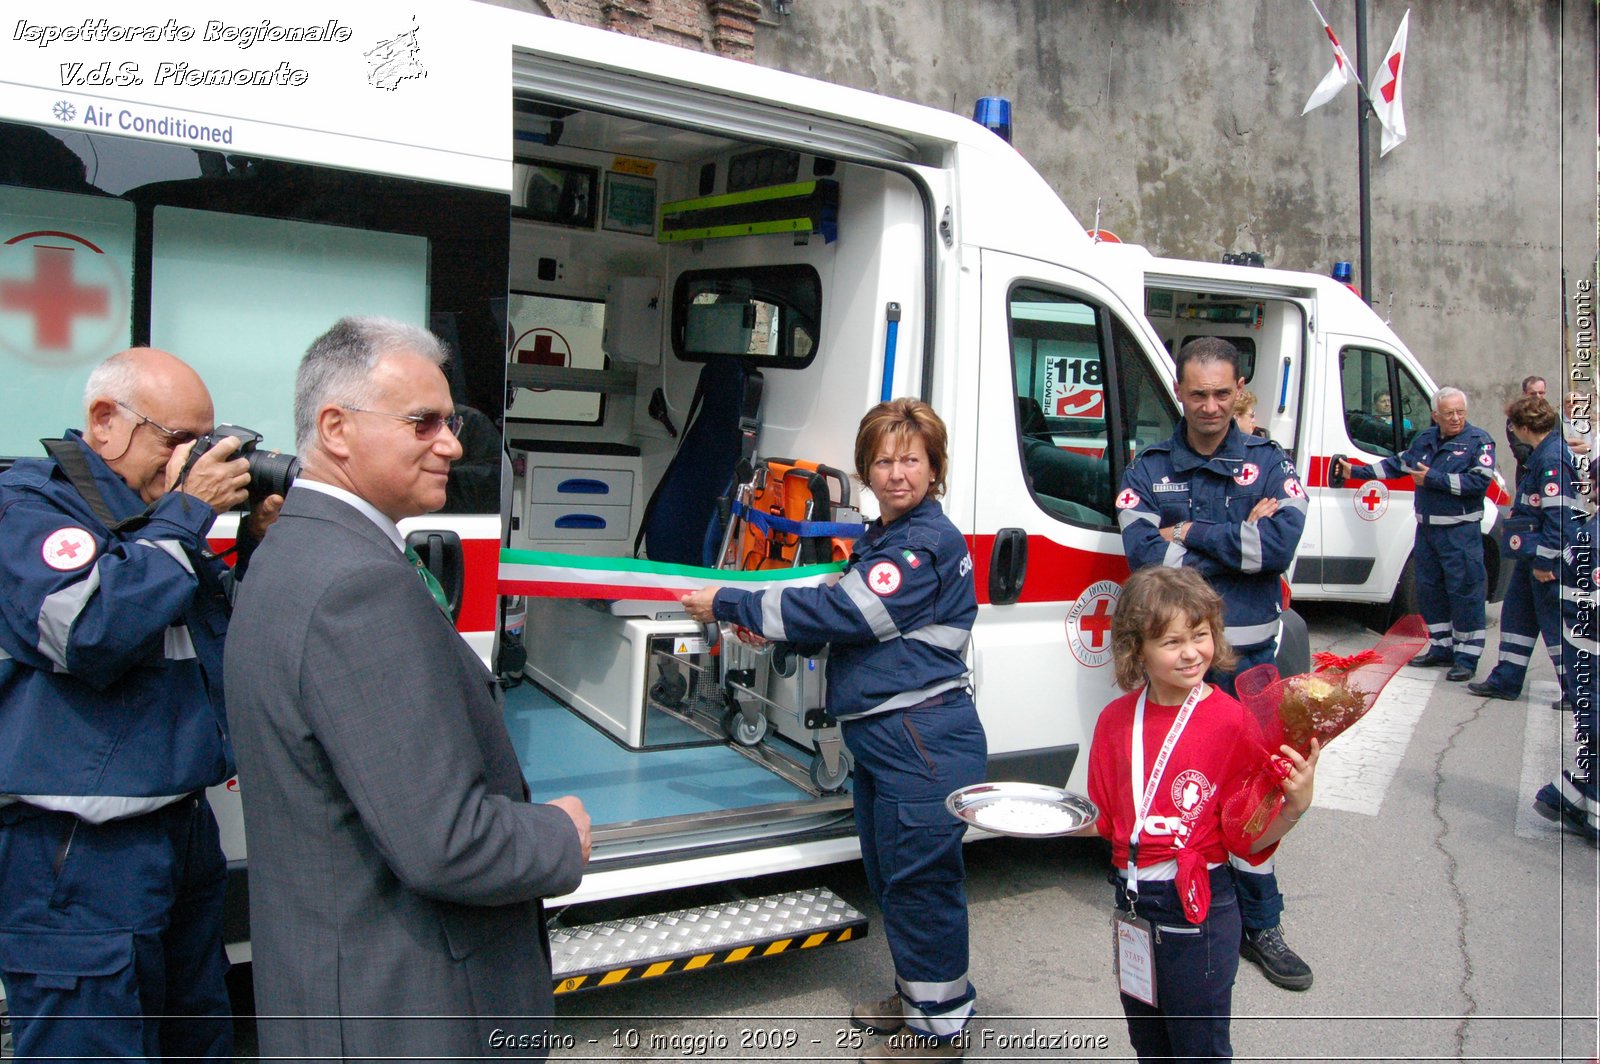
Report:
1514,431,1587,577
1350,423,1495,525
0,432,234,798
1118,421,1308,651
713,497,976,720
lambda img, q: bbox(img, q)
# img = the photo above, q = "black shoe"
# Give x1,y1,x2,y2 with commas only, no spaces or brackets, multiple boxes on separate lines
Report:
1409,653,1449,668
1554,698,1573,713
1240,925,1313,991
1466,681,1518,701
1445,666,1473,682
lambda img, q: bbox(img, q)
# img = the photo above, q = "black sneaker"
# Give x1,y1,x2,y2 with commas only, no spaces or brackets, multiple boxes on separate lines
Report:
1466,680,1518,701
1409,653,1450,668
1241,925,1313,990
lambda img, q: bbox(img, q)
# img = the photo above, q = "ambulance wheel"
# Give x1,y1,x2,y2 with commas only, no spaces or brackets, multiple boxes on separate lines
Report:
1380,555,1420,631
722,705,768,747
809,750,851,793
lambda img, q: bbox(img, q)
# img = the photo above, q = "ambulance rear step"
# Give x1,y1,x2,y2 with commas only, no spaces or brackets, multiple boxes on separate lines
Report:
549,887,868,993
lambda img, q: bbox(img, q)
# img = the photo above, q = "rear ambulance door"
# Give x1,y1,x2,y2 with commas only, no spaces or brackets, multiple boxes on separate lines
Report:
1310,337,1433,600
967,250,1178,792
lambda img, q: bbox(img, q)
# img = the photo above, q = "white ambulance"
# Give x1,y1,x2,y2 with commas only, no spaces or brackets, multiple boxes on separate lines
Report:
0,3,1473,990
1092,244,1514,624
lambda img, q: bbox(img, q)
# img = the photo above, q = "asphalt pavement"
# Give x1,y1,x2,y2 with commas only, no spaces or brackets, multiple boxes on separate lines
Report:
227,601,1599,1062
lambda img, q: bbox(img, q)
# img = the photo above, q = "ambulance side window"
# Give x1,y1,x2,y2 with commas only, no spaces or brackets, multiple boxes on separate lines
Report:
1008,286,1175,527
1339,346,1418,456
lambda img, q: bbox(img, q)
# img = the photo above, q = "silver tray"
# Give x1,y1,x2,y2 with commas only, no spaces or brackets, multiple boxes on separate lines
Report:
945,782,1099,838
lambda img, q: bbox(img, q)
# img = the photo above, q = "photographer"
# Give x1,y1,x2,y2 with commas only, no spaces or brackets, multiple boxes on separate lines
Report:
0,347,282,1063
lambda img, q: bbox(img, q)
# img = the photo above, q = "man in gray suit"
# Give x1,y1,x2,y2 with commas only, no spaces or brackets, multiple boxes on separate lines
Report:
226,317,590,1060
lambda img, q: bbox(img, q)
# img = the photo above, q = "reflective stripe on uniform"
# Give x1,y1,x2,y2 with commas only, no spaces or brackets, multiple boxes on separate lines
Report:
1239,522,1263,574
905,624,971,653
842,677,969,720
35,566,105,668
1224,619,1279,647
839,569,901,642
1418,511,1481,526
761,587,789,641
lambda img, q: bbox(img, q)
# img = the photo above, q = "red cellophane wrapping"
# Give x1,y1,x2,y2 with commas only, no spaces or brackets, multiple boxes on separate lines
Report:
1220,614,1429,845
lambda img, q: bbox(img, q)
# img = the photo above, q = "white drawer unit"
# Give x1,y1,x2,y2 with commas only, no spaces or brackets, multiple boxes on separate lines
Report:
517,451,643,555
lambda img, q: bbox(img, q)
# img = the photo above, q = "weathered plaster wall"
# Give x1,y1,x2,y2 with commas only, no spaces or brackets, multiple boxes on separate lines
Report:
751,0,1595,445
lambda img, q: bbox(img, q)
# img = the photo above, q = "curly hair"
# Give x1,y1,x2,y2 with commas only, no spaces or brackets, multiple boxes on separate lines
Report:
1505,394,1557,435
1111,566,1236,692
854,397,950,501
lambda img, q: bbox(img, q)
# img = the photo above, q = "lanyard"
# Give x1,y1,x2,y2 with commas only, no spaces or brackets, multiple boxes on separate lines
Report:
1126,683,1204,901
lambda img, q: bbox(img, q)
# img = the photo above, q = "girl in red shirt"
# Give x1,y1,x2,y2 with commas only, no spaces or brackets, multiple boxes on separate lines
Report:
1089,566,1318,1061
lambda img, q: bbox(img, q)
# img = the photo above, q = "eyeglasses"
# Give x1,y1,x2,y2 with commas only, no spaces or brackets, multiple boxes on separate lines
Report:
115,400,201,447
343,406,464,440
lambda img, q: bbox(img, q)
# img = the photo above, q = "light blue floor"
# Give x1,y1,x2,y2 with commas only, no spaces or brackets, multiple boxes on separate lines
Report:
504,682,809,826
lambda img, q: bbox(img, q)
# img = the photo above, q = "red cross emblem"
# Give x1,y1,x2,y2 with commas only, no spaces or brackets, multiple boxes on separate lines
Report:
1479,452,1492,466
1355,481,1388,521
1544,481,1559,497
42,526,96,571
867,561,902,596
510,326,572,394
1,229,127,362
1233,463,1259,486
1065,580,1121,667
1115,488,1141,510
1284,479,1305,499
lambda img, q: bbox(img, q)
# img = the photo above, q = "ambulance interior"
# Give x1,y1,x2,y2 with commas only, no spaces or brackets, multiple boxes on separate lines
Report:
500,98,929,862
1140,286,1309,455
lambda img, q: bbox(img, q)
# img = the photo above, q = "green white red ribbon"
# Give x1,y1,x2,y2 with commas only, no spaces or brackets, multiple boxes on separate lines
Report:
498,548,845,602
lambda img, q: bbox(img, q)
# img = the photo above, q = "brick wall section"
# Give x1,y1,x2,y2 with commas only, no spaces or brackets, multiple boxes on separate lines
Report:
530,0,763,59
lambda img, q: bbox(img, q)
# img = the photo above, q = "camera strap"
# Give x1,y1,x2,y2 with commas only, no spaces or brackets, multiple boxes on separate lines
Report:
41,437,155,535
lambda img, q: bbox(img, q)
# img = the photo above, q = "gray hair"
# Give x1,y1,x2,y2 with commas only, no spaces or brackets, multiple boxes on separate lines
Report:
294,317,447,452
1433,386,1467,412
81,350,142,418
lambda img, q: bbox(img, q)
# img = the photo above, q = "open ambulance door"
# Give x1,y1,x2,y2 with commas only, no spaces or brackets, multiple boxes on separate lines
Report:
965,250,1179,794
1306,336,1434,605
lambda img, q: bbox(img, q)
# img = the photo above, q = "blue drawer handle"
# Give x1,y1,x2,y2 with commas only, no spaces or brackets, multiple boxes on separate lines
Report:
553,514,607,530
557,478,610,495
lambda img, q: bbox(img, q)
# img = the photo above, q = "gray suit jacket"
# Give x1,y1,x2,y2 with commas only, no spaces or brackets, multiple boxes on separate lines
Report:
225,487,583,1061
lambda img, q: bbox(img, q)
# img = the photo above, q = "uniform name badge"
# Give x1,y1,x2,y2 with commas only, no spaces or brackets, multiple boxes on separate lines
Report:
1113,909,1157,1006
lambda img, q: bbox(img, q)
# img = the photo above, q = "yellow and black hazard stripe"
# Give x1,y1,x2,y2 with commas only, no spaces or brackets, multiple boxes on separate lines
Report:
554,921,865,995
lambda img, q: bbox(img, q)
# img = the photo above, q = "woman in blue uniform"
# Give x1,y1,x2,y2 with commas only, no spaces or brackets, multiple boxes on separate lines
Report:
1470,395,1589,712
683,399,985,1062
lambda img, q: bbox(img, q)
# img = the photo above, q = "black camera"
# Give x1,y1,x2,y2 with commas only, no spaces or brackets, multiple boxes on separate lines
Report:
183,425,300,504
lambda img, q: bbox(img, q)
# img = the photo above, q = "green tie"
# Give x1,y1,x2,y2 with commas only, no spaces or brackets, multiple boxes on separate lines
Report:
404,546,452,616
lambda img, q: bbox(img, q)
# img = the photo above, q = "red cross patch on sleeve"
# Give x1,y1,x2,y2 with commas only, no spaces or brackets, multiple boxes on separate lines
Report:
42,527,96,571
867,561,902,596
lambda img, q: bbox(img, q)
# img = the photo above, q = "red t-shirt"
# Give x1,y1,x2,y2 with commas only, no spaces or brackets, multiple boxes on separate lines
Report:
1088,685,1278,873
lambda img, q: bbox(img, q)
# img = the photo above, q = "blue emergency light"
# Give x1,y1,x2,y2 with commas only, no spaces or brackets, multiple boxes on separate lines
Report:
1332,261,1354,284
972,97,1012,143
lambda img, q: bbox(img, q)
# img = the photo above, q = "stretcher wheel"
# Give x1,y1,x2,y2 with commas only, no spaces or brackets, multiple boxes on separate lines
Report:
722,704,768,747
809,750,850,794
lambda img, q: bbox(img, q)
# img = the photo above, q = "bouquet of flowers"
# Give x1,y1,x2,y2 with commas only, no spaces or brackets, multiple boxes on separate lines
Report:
1221,614,1428,843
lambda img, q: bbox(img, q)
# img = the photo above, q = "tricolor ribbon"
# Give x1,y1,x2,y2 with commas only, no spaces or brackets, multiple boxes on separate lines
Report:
498,548,845,602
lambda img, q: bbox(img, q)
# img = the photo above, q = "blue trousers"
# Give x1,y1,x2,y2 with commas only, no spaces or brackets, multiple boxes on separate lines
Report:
1210,642,1285,931
1413,522,1489,669
0,796,233,1063
1481,561,1566,697
843,696,987,1039
1113,866,1240,1062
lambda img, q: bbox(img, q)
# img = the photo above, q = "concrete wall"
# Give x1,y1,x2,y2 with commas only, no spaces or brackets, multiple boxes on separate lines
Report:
749,0,1595,470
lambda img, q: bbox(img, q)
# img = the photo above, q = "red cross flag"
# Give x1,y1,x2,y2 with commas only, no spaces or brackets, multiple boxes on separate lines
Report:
1302,0,1359,114
1372,10,1410,155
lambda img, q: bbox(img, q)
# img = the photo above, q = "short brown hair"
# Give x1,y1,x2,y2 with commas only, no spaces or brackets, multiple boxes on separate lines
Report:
1111,567,1236,692
1505,394,1557,435
854,398,950,501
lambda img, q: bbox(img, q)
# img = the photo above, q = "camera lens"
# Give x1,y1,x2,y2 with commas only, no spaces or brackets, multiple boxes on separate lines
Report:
246,450,300,500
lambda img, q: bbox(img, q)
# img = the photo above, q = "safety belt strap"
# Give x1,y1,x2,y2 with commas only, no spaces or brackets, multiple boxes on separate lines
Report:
40,437,153,534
